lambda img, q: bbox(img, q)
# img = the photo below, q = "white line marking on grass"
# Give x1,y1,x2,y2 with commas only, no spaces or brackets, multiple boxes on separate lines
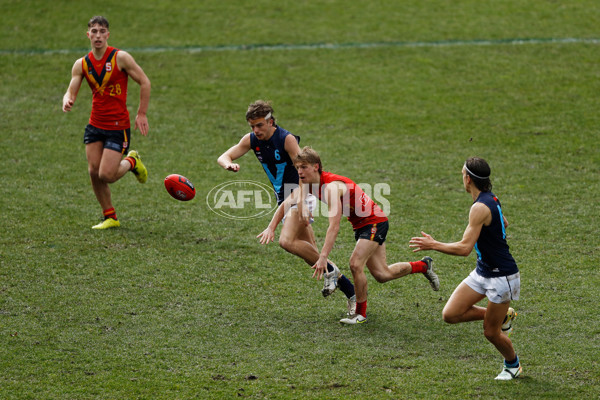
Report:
2,37,599,55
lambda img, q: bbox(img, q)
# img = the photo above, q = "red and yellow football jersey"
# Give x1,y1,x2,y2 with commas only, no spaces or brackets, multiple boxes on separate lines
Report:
82,46,130,130
314,171,388,230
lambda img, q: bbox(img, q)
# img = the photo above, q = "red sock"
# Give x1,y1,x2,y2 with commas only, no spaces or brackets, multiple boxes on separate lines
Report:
356,301,367,317
103,207,117,220
409,261,427,274
125,156,136,170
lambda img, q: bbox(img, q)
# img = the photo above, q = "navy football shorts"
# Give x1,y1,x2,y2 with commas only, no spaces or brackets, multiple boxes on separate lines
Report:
84,124,130,154
354,220,389,245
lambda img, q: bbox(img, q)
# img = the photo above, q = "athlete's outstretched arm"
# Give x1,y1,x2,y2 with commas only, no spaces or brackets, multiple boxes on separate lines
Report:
217,134,251,172
409,202,489,256
62,59,84,112
313,182,345,279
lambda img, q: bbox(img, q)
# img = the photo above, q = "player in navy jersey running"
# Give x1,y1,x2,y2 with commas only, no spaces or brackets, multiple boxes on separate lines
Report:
409,157,522,380
217,101,356,314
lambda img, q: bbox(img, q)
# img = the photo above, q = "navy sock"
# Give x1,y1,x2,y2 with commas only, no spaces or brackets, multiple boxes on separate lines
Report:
326,262,334,273
505,355,519,368
325,262,355,298
338,275,355,298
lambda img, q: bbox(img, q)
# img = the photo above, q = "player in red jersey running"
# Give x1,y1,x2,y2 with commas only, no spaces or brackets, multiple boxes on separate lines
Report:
62,16,151,229
288,146,440,324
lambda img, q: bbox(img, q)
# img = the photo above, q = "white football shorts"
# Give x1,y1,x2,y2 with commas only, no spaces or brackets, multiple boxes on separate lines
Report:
283,193,317,225
463,269,520,304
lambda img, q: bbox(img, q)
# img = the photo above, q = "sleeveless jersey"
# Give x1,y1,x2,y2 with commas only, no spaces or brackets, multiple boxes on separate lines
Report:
250,126,300,205
474,192,519,277
314,171,388,230
82,46,130,130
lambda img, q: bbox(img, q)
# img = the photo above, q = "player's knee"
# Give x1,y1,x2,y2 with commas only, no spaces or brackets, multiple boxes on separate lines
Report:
88,165,100,179
98,170,118,183
349,259,365,277
278,236,289,250
442,309,458,324
278,236,293,252
442,313,454,324
483,327,501,342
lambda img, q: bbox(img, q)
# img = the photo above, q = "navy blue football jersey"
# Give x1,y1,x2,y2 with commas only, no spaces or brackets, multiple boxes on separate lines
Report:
474,192,519,277
250,126,300,205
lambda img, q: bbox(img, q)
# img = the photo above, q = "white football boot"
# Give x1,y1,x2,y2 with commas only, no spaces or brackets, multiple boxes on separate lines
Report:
322,262,340,297
495,363,522,380
340,313,367,325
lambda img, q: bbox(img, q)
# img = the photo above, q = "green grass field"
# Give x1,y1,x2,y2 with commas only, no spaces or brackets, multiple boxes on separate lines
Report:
1,1,599,398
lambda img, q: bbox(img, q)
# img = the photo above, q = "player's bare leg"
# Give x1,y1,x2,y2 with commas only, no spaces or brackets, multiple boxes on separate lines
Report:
278,208,321,264
97,148,132,184
365,244,415,283
348,239,380,303
442,282,487,324
279,209,339,293
86,142,113,211
279,207,355,301
86,144,129,229
339,239,379,324
484,301,517,362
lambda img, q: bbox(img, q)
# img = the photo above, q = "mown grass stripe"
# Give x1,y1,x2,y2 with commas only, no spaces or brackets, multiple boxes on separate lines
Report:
2,37,599,56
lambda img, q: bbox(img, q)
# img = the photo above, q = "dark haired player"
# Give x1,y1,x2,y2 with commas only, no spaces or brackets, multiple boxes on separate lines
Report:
62,16,151,229
218,101,356,314
410,157,521,380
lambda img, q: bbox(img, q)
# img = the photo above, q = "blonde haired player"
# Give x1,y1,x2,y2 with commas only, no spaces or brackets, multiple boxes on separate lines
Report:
287,146,439,324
